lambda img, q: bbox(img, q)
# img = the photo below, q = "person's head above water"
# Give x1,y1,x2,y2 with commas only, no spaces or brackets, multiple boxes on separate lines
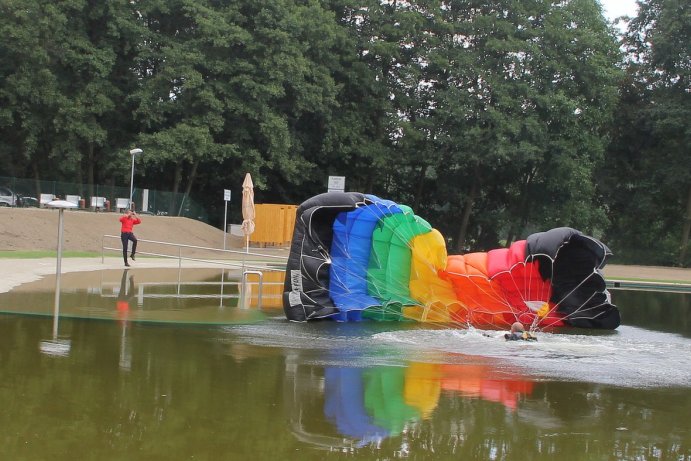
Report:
510,322,525,334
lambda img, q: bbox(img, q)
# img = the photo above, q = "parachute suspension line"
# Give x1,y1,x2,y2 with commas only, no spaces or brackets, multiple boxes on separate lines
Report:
563,294,609,319
545,269,597,317
494,268,523,327
458,273,513,326
530,256,555,333
530,317,542,332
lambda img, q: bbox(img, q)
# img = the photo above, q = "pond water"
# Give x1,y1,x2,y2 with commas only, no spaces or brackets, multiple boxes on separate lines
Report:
0,269,689,460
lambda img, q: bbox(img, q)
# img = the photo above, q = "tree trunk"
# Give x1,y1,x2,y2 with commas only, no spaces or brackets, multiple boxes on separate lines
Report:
456,172,479,252
76,143,87,198
413,163,426,210
32,159,41,198
679,185,691,267
87,143,95,200
364,174,374,194
169,161,182,215
178,159,199,216
505,170,535,246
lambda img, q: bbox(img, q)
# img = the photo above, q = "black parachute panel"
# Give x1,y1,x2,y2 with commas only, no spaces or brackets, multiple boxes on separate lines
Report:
527,227,620,329
282,192,370,321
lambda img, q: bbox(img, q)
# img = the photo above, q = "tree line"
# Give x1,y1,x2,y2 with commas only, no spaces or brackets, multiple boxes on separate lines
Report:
0,0,688,266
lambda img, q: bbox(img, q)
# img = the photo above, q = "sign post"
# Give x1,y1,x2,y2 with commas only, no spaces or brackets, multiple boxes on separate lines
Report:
328,176,346,193
223,189,231,250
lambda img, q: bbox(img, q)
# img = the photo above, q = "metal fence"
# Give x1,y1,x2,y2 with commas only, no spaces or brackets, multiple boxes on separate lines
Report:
101,234,290,308
0,175,208,222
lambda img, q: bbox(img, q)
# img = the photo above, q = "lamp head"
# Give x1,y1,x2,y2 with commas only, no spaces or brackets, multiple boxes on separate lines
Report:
46,199,78,209
129,148,143,155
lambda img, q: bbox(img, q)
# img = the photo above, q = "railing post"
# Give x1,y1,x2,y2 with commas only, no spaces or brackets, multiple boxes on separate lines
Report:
241,270,264,309
177,247,182,295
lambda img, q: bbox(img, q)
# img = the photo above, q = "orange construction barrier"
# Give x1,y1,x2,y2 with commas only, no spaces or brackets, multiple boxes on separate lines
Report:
250,204,297,246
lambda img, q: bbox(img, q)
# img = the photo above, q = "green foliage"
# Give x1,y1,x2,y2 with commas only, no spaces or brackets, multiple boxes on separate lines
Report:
0,0,684,265
386,0,622,249
603,0,691,266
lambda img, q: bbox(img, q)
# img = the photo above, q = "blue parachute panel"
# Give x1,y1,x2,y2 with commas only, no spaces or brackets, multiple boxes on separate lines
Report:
324,367,389,442
329,196,403,320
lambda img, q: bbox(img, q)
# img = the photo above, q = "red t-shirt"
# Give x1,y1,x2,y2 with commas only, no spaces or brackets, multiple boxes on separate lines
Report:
119,215,141,233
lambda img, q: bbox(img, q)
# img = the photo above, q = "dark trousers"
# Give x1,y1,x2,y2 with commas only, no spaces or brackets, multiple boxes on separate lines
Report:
121,232,137,263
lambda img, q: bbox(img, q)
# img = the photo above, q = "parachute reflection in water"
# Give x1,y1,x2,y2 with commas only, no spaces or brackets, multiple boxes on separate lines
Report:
323,362,534,445
282,192,619,329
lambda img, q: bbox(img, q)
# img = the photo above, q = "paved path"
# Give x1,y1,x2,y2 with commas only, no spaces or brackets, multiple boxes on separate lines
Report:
604,264,691,283
0,256,284,294
1,257,689,295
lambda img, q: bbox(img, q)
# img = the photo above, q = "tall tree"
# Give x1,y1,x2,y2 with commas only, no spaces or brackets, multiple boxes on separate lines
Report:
411,0,620,251
130,0,229,214
0,0,141,198
0,1,66,187
604,0,690,266
131,0,353,211
53,0,141,198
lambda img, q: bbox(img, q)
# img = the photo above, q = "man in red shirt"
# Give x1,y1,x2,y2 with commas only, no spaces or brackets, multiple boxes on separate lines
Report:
119,209,142,267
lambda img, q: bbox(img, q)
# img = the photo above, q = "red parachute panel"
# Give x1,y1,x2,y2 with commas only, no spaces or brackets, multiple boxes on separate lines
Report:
443,241,566,328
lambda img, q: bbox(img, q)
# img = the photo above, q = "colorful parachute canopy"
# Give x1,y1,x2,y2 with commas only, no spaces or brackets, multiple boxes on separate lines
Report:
322,361,533,443
283,192,620,329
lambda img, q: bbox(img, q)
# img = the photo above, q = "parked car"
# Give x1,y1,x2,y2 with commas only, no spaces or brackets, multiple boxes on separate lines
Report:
0,186,39,207
0,186,18,207
19,195,39,207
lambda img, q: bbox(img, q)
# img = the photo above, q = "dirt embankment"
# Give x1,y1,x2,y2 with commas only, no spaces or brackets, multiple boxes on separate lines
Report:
0,207,238,253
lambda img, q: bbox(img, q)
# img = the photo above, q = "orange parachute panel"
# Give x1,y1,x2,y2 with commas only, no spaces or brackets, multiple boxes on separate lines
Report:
443,253,510,327
440,364,534,411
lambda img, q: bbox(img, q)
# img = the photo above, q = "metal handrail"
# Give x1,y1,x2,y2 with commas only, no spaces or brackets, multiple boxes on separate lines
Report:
101,234,288,308
101,234,287,270
241,270,264,309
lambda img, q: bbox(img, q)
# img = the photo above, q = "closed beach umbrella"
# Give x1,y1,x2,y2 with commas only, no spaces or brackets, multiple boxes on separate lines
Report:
241,173,255,252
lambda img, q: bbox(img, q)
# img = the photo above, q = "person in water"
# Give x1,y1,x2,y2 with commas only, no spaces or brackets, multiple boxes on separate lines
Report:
504,322,537,341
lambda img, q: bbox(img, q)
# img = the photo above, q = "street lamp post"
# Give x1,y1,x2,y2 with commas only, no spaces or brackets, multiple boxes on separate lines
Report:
45,199,77,350
129,148,143,210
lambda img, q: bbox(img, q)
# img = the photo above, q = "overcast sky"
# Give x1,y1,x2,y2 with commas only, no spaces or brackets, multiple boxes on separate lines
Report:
600,0,639,21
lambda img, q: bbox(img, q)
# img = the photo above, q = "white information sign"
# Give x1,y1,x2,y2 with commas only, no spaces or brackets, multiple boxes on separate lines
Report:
328,176,346,193
224,189,231,201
